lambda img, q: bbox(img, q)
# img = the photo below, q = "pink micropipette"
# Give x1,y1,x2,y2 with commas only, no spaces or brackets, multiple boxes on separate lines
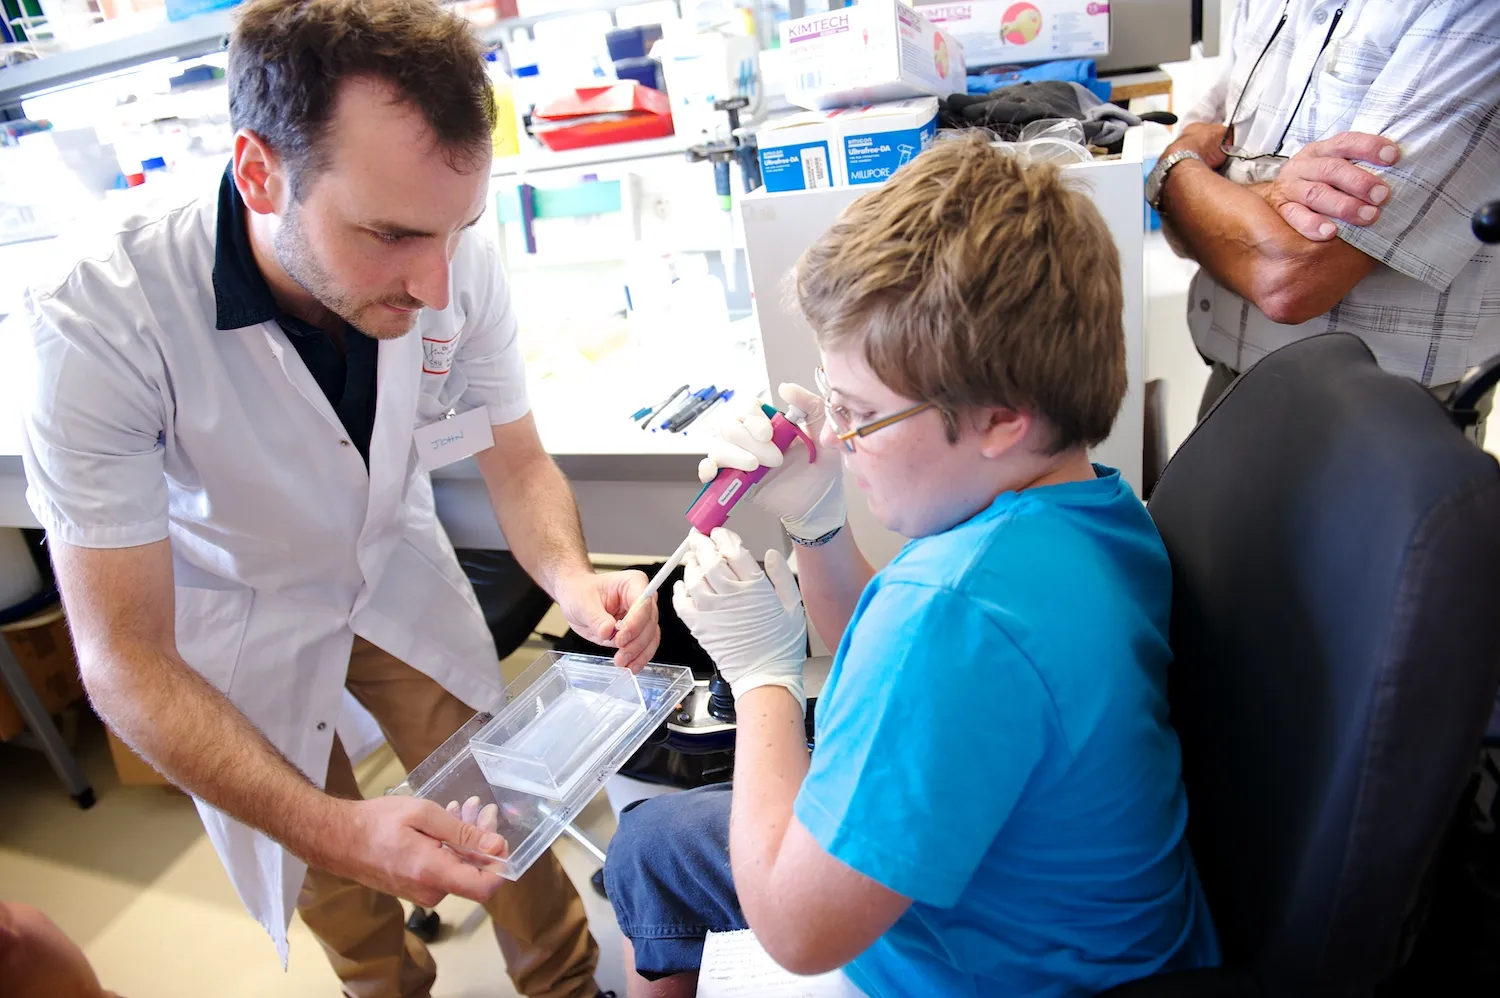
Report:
632,403,816,609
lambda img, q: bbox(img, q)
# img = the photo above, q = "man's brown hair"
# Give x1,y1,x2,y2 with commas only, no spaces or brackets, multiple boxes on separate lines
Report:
228,0,497,197
796,133,1125,453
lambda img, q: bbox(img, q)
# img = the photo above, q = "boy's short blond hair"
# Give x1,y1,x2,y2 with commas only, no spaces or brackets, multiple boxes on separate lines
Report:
795,133,1125,452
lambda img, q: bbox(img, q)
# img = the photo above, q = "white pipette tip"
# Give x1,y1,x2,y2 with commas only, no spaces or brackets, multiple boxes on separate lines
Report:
632,534,693,610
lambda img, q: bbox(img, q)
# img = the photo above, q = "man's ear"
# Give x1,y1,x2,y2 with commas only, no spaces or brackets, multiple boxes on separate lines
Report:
976,406,1030,459
232,130,288,216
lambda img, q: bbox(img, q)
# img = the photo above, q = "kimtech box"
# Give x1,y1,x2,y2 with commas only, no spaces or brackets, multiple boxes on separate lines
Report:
780,0,967,111
915,0,1110,67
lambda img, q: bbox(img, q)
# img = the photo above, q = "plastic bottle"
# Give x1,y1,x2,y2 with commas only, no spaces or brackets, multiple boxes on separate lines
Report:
507,36,545,152
484,52,521,159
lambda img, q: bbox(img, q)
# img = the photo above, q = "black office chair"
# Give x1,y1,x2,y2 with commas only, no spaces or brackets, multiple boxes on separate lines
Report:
1101,333,1500,997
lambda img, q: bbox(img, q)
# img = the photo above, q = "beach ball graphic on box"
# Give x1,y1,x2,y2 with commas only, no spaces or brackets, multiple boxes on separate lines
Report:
934,32,951,79
1001,2,1042,44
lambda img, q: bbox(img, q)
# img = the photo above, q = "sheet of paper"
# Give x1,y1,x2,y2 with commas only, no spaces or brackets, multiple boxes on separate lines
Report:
696,929,866,998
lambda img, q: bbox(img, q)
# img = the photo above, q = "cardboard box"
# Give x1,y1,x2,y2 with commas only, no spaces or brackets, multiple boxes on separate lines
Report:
106,728,171,787
915,0,1110,68
654,31,761,139
758,97,939,191
840,97,939,186
0,607,85,742
780,0,967,111
758,111,841,192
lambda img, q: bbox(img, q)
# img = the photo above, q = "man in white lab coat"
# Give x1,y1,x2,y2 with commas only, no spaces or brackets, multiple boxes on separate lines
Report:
15,0,658,995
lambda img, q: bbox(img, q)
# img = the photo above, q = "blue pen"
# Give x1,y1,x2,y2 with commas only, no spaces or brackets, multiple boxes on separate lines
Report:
653,386,714,432
673,388,733,433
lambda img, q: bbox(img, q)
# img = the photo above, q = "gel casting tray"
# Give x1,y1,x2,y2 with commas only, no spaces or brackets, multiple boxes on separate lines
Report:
390,652,695,880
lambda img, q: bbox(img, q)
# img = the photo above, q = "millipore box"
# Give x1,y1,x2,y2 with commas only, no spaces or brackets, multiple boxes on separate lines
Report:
758,97,940,191
758,111,840,192
915,0,1110,67
780,0,967,111
840,98,939,186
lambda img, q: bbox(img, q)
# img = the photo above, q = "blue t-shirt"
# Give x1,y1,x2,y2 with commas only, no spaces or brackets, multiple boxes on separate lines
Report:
793,466,1220,997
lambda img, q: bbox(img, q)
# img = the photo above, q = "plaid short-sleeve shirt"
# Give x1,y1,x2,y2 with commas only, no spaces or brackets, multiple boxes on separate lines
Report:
1182,0,1500,386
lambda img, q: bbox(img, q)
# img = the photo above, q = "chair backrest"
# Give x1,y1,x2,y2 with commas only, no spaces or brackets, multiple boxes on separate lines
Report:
1147,334,1500,996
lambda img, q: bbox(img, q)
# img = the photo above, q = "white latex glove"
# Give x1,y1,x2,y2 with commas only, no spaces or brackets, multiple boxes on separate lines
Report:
698,383,846,542
672,528,808,714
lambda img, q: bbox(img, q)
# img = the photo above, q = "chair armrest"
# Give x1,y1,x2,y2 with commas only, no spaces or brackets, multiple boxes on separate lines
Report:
1096,968,1259,998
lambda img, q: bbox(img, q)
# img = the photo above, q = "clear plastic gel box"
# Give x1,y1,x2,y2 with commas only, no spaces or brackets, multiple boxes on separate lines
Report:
390,652,695,881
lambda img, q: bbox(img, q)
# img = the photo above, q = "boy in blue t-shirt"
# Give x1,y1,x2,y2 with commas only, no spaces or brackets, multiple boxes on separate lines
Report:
602,134,1220,997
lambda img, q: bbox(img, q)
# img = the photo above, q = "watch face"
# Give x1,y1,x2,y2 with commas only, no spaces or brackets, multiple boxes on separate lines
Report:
1147,152,1186,209
1146,161,1166,206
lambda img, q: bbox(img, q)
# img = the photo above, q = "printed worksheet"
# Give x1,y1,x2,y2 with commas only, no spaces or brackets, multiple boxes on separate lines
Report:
696,930,867,997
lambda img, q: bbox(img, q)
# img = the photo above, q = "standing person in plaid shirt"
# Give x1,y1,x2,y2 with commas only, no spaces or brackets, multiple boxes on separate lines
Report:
1145,0,1500,429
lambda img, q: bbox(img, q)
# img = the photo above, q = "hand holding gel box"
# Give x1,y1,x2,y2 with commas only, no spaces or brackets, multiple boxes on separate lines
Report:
840,97,939,186
780,0,966,111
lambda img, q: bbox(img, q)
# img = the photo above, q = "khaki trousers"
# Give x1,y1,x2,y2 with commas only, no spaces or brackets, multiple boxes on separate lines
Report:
296,638,599,998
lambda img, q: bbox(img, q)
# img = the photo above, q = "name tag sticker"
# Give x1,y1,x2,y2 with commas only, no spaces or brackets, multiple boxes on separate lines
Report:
414,405,493,472
422,331,459,374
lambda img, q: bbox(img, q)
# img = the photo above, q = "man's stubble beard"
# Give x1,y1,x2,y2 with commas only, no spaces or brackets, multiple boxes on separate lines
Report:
273,201,416,340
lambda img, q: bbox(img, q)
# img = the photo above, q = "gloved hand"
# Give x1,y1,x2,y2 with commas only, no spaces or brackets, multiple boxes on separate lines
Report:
699,383,845,542
673,528,808,714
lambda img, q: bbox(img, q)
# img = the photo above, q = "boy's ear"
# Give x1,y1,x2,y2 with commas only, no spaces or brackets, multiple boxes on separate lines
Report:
976,407,1030,459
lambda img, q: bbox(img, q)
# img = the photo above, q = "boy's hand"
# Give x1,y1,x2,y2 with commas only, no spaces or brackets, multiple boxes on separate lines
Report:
673,528,808,713
700,384,845,541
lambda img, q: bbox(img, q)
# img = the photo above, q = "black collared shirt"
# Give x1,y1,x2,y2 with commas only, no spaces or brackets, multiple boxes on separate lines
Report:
211,166,379,466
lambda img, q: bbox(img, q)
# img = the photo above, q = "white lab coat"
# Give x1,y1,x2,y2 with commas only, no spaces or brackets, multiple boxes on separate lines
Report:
17,184,530,961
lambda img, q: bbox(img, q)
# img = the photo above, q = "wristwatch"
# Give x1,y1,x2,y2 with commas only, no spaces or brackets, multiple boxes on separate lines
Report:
1145,149,1203,214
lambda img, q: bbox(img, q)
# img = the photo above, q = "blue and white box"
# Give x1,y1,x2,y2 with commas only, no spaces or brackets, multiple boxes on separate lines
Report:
758,111,840,193
840,98,939,186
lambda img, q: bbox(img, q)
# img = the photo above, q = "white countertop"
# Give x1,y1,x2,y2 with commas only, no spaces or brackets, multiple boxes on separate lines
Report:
0,306,765,469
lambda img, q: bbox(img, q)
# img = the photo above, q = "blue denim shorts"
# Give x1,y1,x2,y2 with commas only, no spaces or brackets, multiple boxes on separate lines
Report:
603,782,747,980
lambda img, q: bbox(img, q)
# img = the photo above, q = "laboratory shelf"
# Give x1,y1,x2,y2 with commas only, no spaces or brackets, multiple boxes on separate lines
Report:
0,10,233,108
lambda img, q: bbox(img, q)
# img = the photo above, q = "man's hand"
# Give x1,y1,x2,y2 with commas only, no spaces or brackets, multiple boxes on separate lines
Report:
1265,132,1400,241
312,796,509,908
1164,121,1231,172
554,569,661,670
